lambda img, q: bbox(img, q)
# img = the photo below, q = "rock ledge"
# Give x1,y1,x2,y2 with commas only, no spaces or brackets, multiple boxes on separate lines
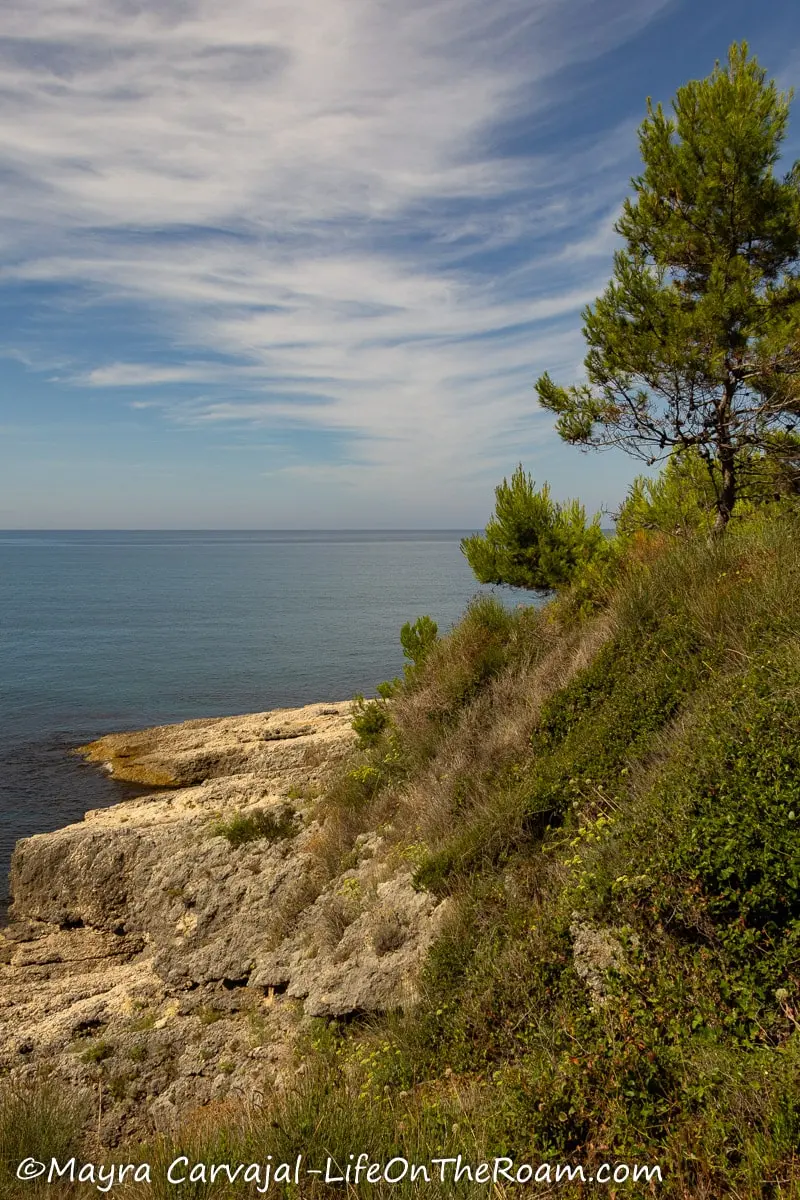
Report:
0,702,447,1141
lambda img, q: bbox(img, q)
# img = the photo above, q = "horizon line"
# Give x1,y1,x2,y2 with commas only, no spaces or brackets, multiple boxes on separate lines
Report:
0,526,480,533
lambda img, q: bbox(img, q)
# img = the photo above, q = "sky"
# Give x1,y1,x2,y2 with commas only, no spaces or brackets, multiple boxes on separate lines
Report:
0,0,799,529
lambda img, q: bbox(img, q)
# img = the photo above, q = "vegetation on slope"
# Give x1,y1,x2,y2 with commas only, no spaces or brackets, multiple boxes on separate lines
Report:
285,502,800,1199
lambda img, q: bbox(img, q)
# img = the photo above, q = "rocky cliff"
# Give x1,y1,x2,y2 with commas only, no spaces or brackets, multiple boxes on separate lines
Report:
0,702,448,1143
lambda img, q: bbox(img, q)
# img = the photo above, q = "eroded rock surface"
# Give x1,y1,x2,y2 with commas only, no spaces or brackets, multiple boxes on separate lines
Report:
0,702,448,1142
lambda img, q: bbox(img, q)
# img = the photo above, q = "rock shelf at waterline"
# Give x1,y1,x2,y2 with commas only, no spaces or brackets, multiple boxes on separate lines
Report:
0,700,449,1144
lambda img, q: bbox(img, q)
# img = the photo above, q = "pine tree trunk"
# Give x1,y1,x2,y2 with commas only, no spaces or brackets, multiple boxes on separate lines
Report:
712,447,736,536
711,381,738,537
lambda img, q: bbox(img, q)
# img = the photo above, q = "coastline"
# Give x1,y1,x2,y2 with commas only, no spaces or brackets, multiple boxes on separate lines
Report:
0,700,448,1143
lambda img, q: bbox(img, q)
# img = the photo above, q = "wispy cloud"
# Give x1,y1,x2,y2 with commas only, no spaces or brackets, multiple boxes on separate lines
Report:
0,0,681,520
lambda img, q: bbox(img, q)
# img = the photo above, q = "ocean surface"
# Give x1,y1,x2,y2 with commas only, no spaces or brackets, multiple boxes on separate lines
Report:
0,530,534,916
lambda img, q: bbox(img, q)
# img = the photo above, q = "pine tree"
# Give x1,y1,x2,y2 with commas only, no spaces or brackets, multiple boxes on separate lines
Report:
536,43,800,532
461,465,607,592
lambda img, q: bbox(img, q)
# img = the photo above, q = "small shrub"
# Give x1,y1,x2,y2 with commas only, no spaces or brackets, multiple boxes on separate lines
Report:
211,806,296,848
371,911,406,956
351,694,390,747
326,763,385,811
197,1007,225,1026
400,614,439,668
319,885,362,947
107,1073,131,1101
287,781,317,801
619,648,800,1014
429,595,515,712
80,1038,113,1064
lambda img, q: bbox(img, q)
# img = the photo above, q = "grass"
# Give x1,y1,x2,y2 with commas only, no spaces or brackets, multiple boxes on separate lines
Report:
129,1011,156,1031
197,1006,225,1026
0,1076,88,1199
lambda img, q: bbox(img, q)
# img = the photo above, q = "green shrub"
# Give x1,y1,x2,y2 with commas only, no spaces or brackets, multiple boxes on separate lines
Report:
330,763,385,809
197,1006,225,1026
375,677,402,699
350,694,390,747
399,615,439,668
80,1038,113,1064
611,648,800,1020
211,807,296,848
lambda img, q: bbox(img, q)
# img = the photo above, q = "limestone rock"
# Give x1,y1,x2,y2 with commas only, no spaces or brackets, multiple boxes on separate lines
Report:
1,700,447,1142
570,915,633,1009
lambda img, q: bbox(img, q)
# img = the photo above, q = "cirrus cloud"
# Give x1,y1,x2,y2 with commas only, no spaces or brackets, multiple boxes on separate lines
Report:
0,0,742,525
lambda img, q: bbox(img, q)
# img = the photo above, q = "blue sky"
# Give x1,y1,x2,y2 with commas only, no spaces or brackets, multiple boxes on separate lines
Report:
0,0,799,528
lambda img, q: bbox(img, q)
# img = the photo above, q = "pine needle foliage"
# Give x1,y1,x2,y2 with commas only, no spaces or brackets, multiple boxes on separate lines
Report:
461,464,608,592
536,43,800,531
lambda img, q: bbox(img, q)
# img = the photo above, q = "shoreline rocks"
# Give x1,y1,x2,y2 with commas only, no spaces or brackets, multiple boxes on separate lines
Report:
0,701,447,1143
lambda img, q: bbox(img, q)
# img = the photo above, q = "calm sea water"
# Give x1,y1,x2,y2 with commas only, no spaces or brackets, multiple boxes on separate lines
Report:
0,530,533,914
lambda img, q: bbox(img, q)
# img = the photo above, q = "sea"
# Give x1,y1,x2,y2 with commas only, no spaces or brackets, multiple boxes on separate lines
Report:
0,530,535,916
